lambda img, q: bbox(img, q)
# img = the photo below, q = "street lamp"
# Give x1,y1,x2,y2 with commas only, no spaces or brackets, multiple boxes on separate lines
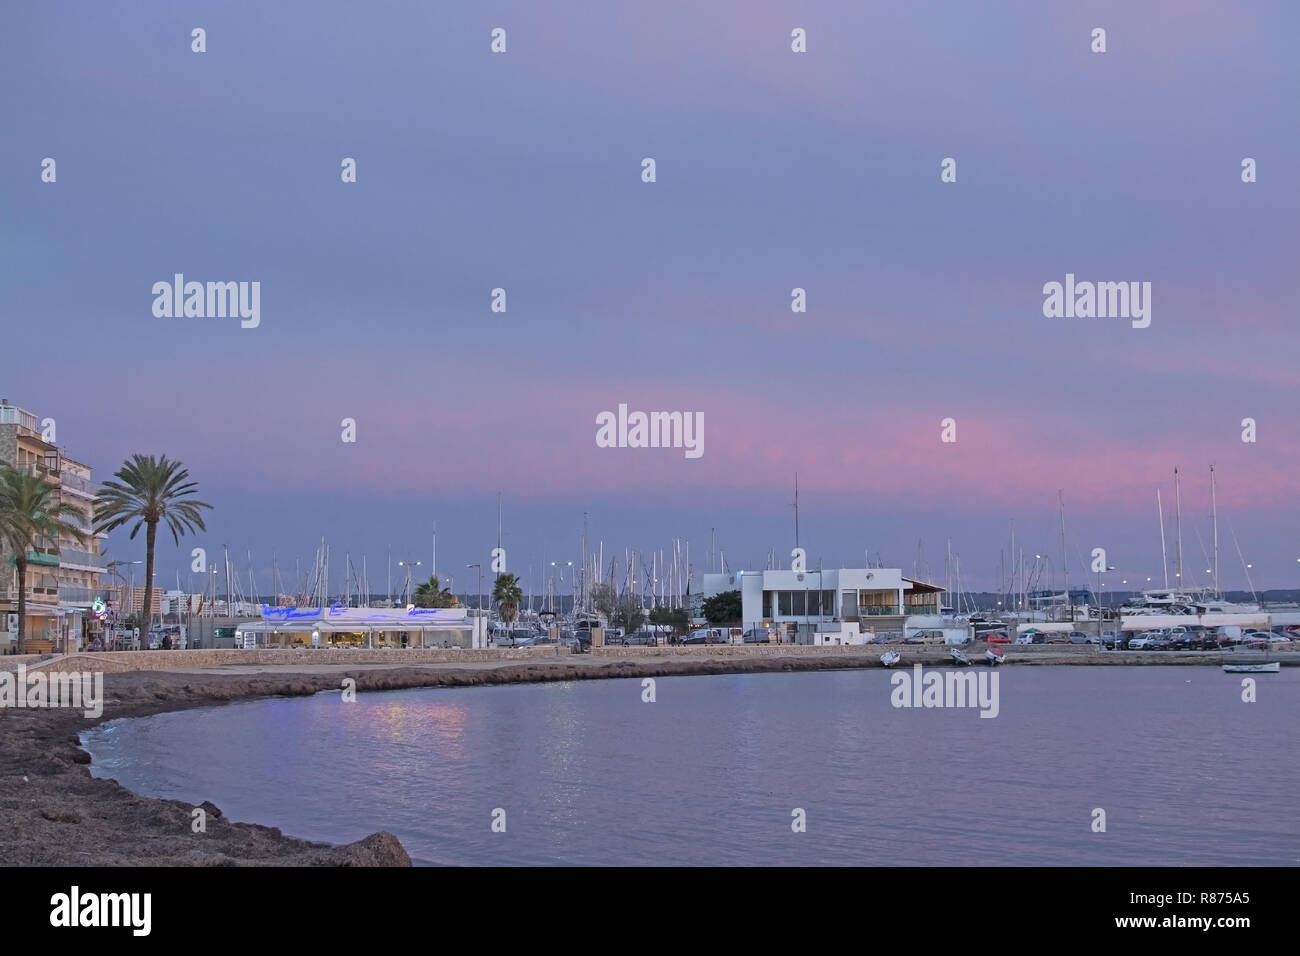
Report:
397,560,421,604
467,564,482,612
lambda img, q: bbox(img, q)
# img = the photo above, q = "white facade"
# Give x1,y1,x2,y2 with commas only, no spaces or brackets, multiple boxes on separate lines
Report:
695,567,944,642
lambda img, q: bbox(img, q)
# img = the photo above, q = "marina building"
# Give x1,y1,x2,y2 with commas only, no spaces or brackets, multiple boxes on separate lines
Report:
0,399,107,652
695,567,945,644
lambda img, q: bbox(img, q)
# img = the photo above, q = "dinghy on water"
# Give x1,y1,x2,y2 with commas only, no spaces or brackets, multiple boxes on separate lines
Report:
1222,662,1280,673
880,650,901,668
949,648,971,666
985,646,1005,666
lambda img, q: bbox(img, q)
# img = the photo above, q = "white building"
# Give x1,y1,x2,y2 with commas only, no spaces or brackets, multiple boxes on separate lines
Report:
694,568,945,644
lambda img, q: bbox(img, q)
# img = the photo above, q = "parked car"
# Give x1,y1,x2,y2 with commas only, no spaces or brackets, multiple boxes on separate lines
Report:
1045,632,1070,644
1267,633,1293,644
742,627,773,644
1148,634,1175,650
1013,633,1036,646
983,631,1011,644
1100,630,1119,648
622,630,658,646
1066,631,1095,644
1128,632,1160,650
682,628,729,645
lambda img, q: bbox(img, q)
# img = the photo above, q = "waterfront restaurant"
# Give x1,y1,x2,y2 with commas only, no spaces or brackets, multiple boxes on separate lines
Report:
234,604,479,649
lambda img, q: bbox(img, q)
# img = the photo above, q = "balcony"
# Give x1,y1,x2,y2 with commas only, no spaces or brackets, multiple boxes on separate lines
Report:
0,406,40,430
58,548,107,571
10,548,61,567
57,586,109,604
0,585,59,603
858,605,902,616
904,603,941,615
60,472,98,497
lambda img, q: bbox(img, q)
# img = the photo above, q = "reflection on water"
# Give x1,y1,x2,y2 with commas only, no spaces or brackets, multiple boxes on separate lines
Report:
82,668,1300,865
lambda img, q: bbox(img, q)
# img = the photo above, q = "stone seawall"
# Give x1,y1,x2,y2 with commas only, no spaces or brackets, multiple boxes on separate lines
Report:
3,645,569,674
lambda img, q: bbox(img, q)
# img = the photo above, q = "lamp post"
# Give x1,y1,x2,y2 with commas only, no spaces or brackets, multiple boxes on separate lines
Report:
397,560,421,605
467,564,482,612
104,560,142,649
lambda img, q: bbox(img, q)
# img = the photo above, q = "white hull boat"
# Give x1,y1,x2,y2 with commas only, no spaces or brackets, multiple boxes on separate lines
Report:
880,650,901,668
950,648,971,666
1222,662,1280,673
985,647,1005,665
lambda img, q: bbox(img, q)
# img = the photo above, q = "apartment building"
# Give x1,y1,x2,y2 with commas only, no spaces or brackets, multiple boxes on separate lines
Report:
0,398,106,651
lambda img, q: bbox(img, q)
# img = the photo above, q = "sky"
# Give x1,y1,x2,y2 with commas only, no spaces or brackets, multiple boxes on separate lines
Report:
3,1,1298,597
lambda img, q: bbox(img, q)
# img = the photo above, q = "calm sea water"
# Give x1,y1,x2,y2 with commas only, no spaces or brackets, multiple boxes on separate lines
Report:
82,667,1299,865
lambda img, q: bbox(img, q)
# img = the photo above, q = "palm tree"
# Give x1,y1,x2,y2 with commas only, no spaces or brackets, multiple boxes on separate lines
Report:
0,466,88,653
93,455,211,640
413,575,457,608
492,573,523,624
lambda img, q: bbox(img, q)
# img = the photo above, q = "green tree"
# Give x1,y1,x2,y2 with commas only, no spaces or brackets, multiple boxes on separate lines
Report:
0,466,89,653
590,581,618,622
702,590,743,625
413,575,457,608
614,598,645,634
649,606,690,637
93,455,212,640
492,572,523,623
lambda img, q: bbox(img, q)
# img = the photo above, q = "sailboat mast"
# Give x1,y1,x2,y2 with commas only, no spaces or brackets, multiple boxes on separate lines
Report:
1211,465,1219,598
1157,488,1169,589
793,474,800,551
1058,491,1070,622
1174,467,1184,593
1008,521,1015,610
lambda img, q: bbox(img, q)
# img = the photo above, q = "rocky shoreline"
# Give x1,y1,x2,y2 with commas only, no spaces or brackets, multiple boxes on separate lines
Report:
0,649,1282,866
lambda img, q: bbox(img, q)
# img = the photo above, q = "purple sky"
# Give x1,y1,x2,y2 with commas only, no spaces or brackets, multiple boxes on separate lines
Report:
3,1,1298,595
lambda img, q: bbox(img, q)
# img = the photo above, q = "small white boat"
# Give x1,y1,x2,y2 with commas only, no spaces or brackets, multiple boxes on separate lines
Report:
950,648,971,666
1222,662,1280,673
880,650,901,668
985,647,1005,665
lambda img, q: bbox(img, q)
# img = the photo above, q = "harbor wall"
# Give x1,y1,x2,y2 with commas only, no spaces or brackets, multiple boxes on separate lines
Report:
3,645,570,674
